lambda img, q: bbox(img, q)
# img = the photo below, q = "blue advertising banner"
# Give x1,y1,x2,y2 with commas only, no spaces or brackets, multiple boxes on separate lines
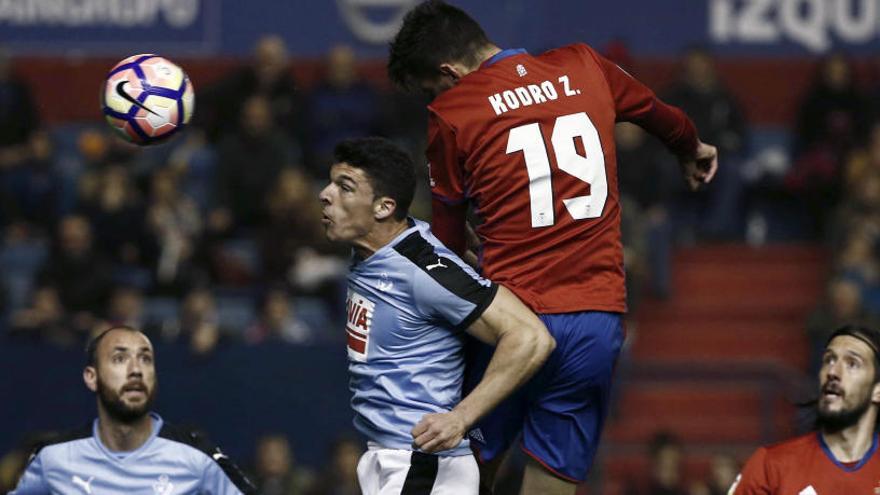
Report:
0,0,879,57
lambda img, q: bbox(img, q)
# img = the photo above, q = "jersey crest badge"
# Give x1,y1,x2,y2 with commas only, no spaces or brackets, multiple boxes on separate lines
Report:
153,474,174,495
516,64,527,77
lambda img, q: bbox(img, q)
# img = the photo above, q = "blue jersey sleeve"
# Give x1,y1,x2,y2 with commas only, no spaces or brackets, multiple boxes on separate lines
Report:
9,451,49,495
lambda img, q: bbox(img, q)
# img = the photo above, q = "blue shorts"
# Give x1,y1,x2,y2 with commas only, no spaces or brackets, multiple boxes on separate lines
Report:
463,311,624,482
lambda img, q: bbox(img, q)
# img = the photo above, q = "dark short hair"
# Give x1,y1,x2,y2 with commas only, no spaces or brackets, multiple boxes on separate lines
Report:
388,0,491,92
825,324,880,381
333,137,416,221
85,325,141,366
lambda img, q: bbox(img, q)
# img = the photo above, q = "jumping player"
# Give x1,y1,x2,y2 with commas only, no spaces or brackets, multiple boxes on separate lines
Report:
388,2,719,493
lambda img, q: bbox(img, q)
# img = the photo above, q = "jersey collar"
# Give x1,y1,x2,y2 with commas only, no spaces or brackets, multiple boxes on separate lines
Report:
479,48,528,69
92,412,163,464
817,430,879,472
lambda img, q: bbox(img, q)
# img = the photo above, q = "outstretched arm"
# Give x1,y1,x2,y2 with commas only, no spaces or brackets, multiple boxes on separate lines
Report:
412,286,554,453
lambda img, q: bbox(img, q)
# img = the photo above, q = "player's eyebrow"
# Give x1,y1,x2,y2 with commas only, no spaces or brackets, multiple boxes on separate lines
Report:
336,173,358,187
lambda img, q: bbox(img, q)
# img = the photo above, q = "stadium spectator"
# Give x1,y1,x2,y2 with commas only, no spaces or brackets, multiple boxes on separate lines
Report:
244,288,313,345
259,168,328,284
616,122,677,301
9,286,71,346
79,165,153,271
104,285,145,331
305,44,382,177
146,167,206,295
663,46,747,240
211,95,298,235
787,54,869,235
0,46,41,171
807,278,875,373
252,434,315,495
626,432,687,495
0,45,53,238
705,454,739,495
308,437,362,495
171,288,224,357
36,215,113,335
195,35,306,145
731,325,880,493
8,325,256,494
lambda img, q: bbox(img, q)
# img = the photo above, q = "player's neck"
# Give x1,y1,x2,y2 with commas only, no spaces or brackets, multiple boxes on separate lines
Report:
96,410,154,452
476,44,502,69
821,411,877,462
353,219,410,258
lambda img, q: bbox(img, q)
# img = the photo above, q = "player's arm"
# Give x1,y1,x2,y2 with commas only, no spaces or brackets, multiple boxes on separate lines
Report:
8,450,50,495
426,111,468,255
412,285,555,453
730,447,773,495
586,46,718,190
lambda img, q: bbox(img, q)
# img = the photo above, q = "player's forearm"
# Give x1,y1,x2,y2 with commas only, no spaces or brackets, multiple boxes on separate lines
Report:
634,98,699,158
454,322,554,428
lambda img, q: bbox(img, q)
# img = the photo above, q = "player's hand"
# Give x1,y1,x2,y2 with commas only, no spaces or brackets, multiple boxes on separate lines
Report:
411,411,468,454
679,140,718,191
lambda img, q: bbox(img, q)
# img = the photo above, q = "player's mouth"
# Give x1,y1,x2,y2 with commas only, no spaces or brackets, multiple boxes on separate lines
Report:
122,383,147,396
322,212,332,225
822,383,843,400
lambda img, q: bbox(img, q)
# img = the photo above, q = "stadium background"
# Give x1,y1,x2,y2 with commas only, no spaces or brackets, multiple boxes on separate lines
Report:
1,1,877,493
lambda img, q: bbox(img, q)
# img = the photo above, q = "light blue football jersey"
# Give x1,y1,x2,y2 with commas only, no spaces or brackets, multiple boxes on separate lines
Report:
11,412,255,495
345,219,498,456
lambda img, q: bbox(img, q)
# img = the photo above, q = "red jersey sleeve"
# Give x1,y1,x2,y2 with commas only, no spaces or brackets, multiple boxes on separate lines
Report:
426,110,467,254
580,45,699,158
733,447,774,495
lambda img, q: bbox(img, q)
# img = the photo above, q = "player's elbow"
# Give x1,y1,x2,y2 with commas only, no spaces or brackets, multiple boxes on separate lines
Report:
523,320,555,368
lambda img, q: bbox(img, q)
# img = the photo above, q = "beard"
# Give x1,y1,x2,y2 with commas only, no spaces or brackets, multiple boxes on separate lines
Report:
96,377,157,424
817,391,872,434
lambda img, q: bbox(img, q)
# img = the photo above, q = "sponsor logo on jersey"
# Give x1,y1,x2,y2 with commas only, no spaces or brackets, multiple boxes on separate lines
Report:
346,290,375,362
72,475,94,494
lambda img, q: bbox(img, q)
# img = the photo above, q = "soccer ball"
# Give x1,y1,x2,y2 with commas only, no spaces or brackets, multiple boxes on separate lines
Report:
101,54,194,145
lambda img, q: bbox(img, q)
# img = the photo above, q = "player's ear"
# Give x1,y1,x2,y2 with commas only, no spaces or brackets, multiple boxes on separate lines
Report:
83,366,98,393
439,63,464,81
872,380,880,404
374,196,397,221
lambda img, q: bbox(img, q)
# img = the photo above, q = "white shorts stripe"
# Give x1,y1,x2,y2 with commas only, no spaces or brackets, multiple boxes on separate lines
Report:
356,444,479,495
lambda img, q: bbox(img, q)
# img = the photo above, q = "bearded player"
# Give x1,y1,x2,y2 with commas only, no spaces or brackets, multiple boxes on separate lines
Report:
11,326,255,494
388,2,718,494
731,325,880,494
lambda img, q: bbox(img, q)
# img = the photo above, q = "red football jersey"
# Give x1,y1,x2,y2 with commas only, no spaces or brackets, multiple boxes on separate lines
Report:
427,44,697,314
733,432,880,494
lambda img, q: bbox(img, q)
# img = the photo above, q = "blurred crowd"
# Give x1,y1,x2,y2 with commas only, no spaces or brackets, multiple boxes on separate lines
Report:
0,36,432,354
1,34,879,494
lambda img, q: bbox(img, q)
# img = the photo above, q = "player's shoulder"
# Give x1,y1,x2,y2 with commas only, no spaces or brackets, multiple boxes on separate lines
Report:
158,421,258,493
27,422,93,461
391,221,455,272
157,421,220,461
760,432,820,463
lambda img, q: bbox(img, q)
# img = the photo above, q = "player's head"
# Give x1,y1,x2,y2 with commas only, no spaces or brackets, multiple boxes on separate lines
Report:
84,326,157,424
388,0,493,97
319,137,416,244
817,325,880,433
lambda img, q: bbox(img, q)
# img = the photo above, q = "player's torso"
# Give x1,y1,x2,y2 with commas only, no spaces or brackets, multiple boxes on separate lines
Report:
761,434,880,494
42,438,202,495
431,45,625,314
344,235,467,453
